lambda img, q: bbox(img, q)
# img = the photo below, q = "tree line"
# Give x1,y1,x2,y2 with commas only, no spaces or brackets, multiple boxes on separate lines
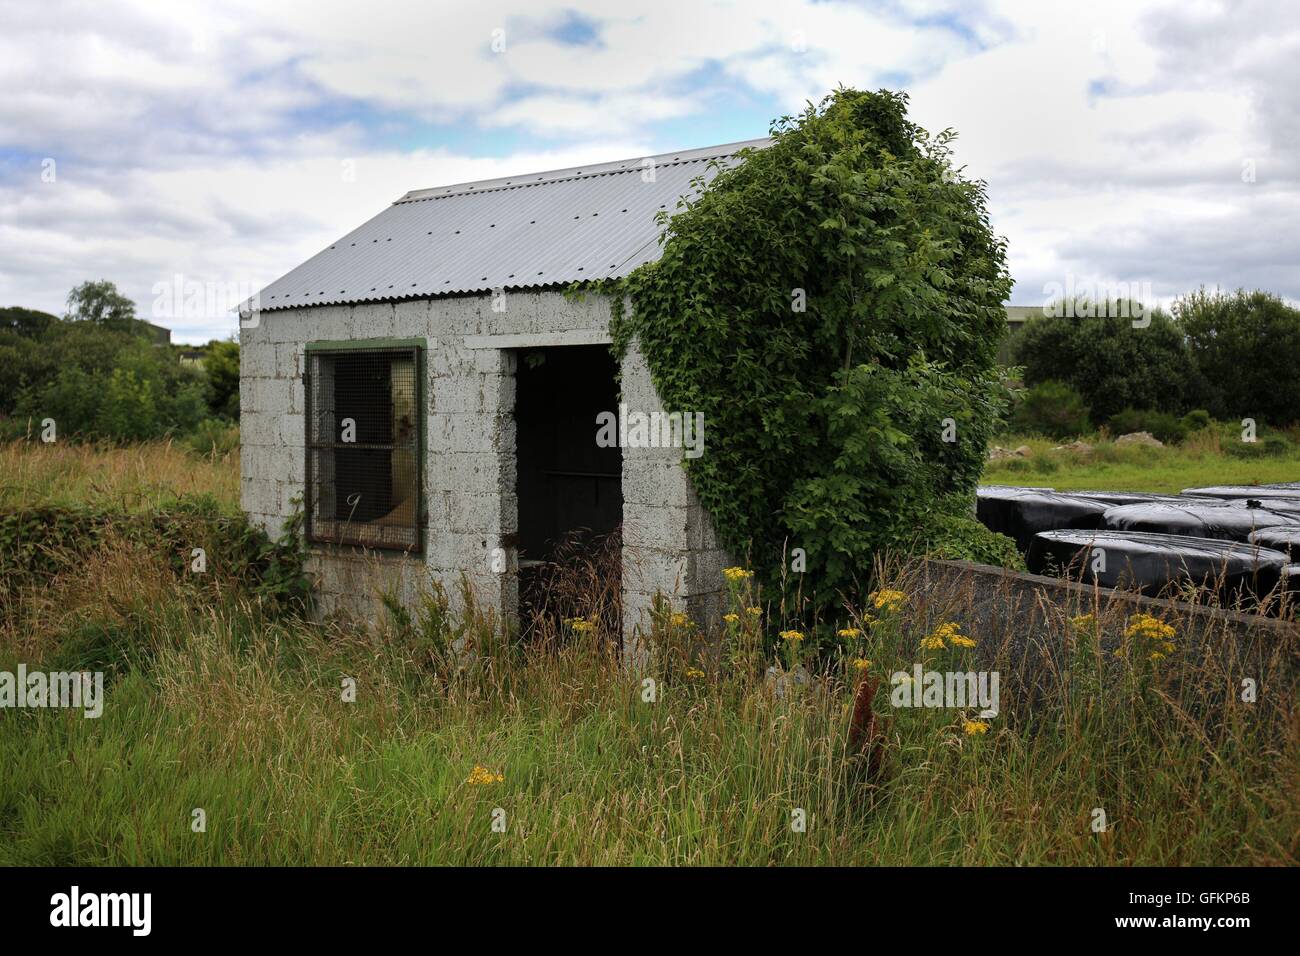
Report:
1008,288,1300,439
0,280,239,445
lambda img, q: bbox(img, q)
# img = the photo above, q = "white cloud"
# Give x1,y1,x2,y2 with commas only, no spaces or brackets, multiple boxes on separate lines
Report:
1,141,653,341
1,0,1298,342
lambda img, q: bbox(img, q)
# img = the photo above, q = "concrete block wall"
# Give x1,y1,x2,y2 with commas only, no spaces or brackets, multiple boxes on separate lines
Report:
239,290,730,649
914,559,1299,707
617,345,732,643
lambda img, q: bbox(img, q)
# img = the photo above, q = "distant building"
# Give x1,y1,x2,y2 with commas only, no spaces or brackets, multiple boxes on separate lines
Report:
999,305,1045,365
1004,305,1043,332
140,321,171,345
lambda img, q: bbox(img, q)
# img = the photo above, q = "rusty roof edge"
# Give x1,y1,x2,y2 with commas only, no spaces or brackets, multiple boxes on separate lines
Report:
394,137,772,205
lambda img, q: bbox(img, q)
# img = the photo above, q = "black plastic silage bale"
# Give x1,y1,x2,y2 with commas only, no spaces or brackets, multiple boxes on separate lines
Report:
975,486,1110,552
1027,529,1290,601
1284,565,1300,596
1064,490,1197,506
1182,484,1300,500
1103,499,1300,542
1249,527,1300,561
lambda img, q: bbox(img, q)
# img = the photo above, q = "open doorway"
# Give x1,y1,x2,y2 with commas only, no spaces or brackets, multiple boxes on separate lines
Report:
514,345,622,639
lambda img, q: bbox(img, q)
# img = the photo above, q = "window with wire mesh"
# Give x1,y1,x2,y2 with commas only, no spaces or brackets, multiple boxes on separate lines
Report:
304,345,422,552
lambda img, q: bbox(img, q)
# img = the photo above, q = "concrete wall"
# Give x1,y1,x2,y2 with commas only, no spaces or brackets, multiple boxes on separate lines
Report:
239,290,729,648
913,559,1299,697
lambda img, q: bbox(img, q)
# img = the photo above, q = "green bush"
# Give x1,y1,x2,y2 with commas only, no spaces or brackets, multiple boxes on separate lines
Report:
1012,302,1204,421
1222,429,1294,459
1181,409,1212,433
202,339,240,421
1,312,210,442
1177,288,1300,427
0,281,232,442
185,419,240,457
918,509,1026,569
1107,407,1188,444
1009,380,1091,439
0,496,310,613
600,88,1012,614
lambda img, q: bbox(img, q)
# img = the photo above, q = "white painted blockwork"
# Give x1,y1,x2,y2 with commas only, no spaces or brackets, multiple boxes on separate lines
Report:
239,291,729,649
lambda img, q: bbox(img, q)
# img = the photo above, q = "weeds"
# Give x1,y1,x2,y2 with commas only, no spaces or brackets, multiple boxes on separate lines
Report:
0,442,1295,865
0,536,1295,865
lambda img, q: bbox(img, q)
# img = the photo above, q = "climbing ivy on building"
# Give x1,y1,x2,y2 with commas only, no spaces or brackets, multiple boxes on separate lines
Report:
604,88,1014,613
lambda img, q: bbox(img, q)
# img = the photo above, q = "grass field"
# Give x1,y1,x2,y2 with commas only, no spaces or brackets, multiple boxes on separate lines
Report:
0,439,239,512
983,432,1300,492
1,440,1297,865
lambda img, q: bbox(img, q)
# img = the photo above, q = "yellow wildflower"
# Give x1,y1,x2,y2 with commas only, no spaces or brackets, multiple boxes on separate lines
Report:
746,606,762,617
566,617,595,634
722,567,754,582
921,621,974,650
685,667,705,680
1121,613,1177,661
467,765,504,785
779,629,804,643
669,612,693,629
723,613,740,624
849,657,871,671
1070,613,1096,631
869,589,907,613
962,719,990,736
837,627,862,639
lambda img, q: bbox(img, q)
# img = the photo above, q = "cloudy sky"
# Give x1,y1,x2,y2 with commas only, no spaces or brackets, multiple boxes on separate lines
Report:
1,0,1296,343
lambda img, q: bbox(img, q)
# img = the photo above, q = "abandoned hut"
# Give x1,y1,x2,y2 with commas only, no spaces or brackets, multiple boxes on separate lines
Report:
240,139,770,644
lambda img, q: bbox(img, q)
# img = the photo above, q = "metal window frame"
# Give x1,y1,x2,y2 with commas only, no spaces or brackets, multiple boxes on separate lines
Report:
303,338,426,554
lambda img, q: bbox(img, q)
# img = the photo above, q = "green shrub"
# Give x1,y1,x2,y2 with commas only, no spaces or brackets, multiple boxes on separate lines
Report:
1177,288,1300,427
1107,407,1188,444
0,496,311,613
1223,430,1294,459
202,339,240,421
1181,409,1212,433
1009,380,1091,439
1028,450,1060,474
186,419,240,457
917,510,1026,569
0,283,217,442
1012,303,1203,421
600,88,1013,615
7,336,209,442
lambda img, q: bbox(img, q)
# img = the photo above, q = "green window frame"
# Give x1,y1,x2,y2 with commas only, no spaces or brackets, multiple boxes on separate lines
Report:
303,339,425,552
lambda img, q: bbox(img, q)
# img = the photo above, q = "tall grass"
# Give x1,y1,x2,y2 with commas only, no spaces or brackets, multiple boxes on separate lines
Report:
1,541,1295,866
0,439,239,513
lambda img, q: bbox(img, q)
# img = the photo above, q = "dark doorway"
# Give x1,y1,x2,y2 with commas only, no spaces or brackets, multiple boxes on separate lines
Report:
514,345,622,637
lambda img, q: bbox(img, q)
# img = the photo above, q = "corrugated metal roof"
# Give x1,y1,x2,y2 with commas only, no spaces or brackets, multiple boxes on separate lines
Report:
254,138,771,313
